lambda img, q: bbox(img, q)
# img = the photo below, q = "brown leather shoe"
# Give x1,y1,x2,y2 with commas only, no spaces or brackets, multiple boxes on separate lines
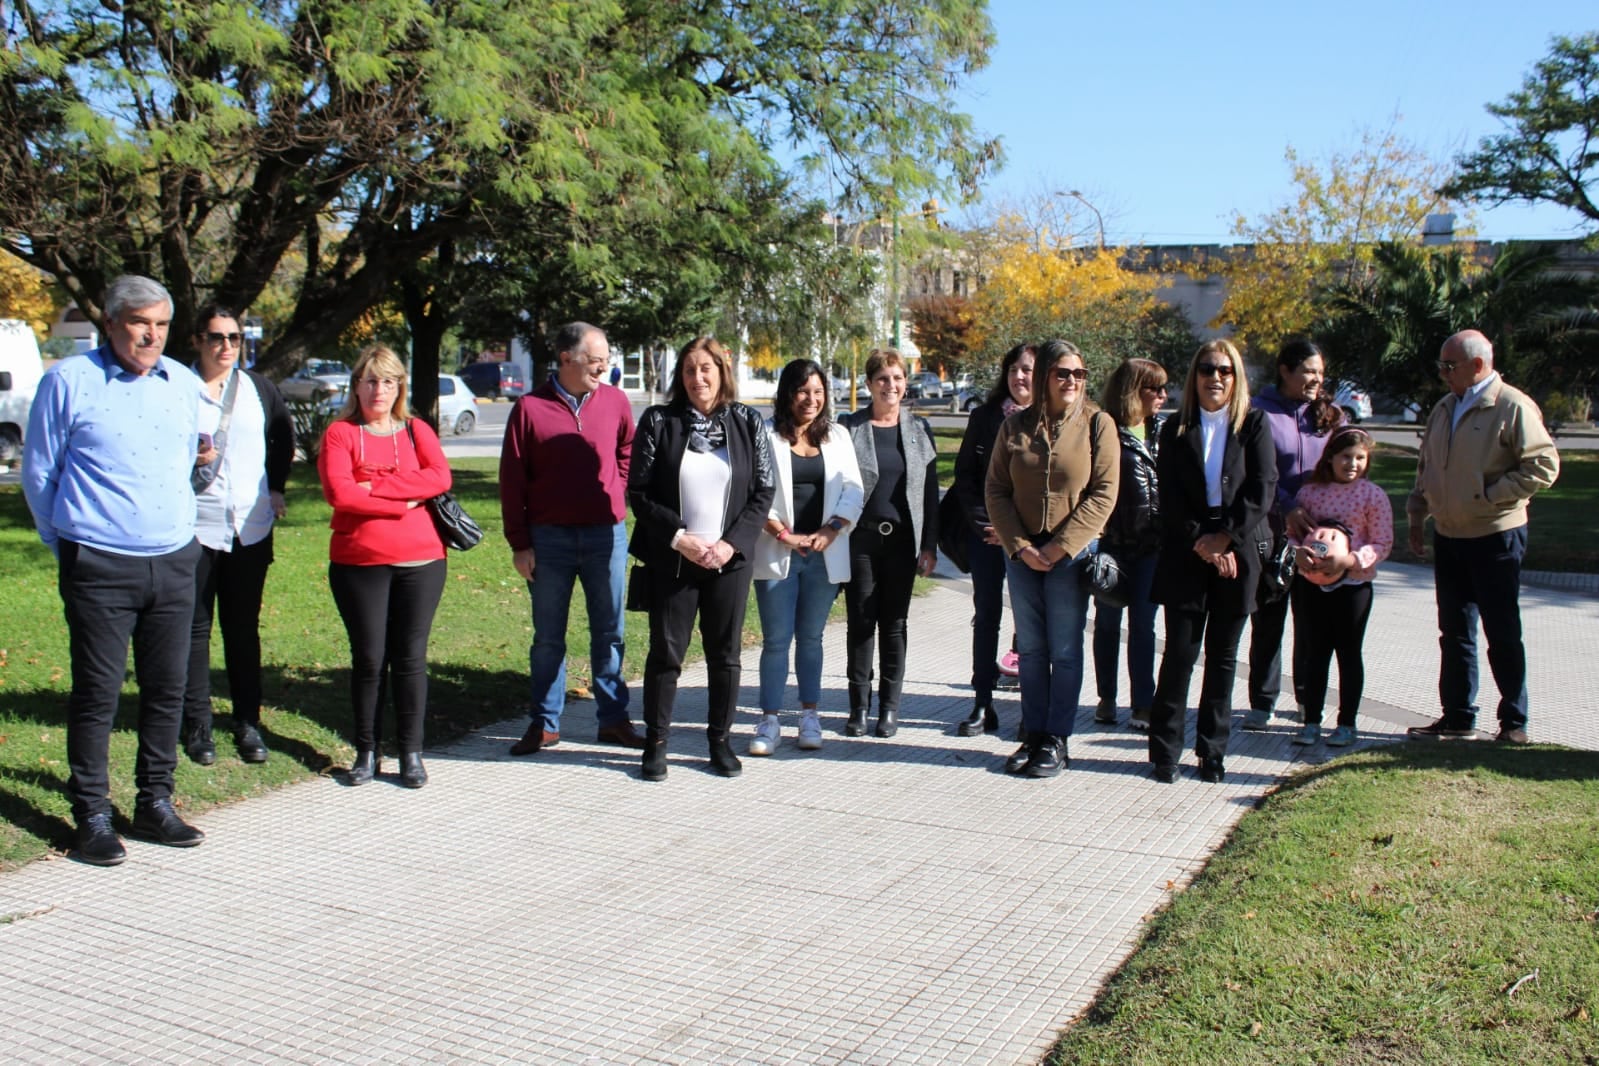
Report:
510,724,559,756
1496,727,1530,745
596,720,647,749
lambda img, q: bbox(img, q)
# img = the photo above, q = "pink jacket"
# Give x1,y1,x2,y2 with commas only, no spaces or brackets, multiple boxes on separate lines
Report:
1292,478,1393,583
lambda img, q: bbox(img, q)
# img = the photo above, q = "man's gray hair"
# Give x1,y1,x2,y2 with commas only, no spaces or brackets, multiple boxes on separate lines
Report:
104,275,173,323
1446,330,1494,368
552,321,602,358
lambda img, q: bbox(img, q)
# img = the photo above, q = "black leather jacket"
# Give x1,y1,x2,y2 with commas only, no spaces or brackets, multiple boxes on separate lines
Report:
1099,414,1162,557
627,399,776,570
952,398,1006,535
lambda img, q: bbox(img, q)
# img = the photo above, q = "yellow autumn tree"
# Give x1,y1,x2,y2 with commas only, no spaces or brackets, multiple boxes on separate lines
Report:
0,250,58,339
1206,125,1470,359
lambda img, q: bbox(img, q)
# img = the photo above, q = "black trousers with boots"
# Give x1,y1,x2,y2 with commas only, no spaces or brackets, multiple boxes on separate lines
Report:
642,559,754,743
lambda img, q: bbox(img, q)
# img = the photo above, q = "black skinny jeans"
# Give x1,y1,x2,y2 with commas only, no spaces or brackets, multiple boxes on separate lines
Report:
642,558,754,741
1148,606,1248,768
328,560,447,754
1290,579,1374,728
185,534,274,729
844,523,917,715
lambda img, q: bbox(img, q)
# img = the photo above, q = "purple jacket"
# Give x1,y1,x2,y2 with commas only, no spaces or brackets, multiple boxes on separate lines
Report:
1253,385,1337,515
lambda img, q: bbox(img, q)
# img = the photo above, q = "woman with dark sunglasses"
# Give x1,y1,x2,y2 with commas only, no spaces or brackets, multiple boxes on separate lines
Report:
985,339,1119,778
1146,340,1276,784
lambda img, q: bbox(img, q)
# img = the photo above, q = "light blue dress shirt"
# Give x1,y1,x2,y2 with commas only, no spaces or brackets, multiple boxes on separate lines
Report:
23,345,198,556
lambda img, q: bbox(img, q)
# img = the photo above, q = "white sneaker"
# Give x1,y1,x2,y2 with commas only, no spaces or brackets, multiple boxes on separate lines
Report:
1290,723,1321,746
1326,725,1356,747
748,715,781,756
797,711,823,751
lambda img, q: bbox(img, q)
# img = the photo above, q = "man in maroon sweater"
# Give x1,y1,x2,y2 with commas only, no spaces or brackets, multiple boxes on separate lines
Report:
500,322,642,753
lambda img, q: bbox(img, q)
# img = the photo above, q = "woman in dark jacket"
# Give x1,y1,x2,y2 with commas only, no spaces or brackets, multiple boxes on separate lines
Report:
1091,357,1168,731
841,347,940,739
951,343,1034,736
182,302,295,767
1147,340,1276,784
628,336,776,781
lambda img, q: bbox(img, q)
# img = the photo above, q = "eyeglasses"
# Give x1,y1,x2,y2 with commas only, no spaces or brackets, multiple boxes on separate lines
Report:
358,377,400,390
204,332,243,347
1141,384,1168,394
1195,363,1235,378
1050,367,1089,382
1437,360,1459,372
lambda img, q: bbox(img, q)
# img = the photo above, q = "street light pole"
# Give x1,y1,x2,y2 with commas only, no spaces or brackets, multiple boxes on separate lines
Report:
1066,189,1105,250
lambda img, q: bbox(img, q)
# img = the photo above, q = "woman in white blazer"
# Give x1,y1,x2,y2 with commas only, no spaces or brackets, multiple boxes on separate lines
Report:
749,359,865,755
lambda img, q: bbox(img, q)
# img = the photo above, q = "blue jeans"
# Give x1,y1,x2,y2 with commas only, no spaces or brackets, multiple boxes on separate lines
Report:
1434,527,1528,730
1092,551,1159,710
755,550,841,711
1005,549,1091,737
527,522,629,731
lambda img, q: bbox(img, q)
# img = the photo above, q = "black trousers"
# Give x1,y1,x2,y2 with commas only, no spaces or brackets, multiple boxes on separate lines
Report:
328,560,447,754
58,538,201,822
844,524,917,714
642,559,754,740
967,530,1007,703
185,534,274,729
1291,579,1374,728
1148,606,1248,767
1246,589,1303,712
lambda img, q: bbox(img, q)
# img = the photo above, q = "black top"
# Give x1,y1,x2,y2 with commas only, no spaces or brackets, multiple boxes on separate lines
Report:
789,449,825,533
861,424,910,526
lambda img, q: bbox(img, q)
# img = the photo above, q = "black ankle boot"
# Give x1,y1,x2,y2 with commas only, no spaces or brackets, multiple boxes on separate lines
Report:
346,750,375,786
708,736,742,778
1023,736,1065,778
874,707,898,738
641,739,668,781
1004,731,1032,774
399,752,427,789
845,707,868,737
957,701,998,737
1199,755,1226,783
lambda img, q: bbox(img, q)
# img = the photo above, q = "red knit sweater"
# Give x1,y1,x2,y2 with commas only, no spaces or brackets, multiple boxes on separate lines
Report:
319,419,452,565
498,380,634,550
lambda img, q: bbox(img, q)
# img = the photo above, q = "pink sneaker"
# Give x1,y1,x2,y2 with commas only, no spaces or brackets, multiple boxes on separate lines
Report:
998,650,1020,677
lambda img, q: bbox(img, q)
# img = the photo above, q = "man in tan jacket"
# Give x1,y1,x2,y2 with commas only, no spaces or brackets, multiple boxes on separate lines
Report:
1406,330,1559,744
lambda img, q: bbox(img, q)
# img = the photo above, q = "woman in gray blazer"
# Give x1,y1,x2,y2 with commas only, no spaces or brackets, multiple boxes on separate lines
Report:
841,347,940,738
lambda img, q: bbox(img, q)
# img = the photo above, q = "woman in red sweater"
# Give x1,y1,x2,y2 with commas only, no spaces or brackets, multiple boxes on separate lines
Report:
318,345,453,788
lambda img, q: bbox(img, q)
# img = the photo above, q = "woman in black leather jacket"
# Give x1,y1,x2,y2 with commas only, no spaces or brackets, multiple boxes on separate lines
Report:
950,342,1034,736
628,336,776,781
1091,357,1168,731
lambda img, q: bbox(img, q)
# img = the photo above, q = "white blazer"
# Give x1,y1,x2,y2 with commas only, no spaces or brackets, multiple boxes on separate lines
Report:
752,419,865,583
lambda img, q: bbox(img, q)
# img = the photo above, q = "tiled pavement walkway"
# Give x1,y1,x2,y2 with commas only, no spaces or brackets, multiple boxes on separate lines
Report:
1,562,1594,1063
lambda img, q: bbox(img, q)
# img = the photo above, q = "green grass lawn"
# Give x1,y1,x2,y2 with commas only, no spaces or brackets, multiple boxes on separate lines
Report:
1049,742,1599,1065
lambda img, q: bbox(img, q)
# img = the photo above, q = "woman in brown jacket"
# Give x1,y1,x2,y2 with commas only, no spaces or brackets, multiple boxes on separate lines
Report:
985,339,1119,778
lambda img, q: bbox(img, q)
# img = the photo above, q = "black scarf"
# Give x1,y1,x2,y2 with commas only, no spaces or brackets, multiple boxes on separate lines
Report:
687,406,727,452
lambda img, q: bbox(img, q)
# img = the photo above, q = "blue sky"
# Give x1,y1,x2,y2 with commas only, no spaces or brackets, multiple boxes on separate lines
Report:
954,1,1595,243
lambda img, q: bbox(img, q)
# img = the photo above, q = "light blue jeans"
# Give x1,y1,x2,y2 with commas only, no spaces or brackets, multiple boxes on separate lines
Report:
754,549,841,711
527,521,629,731
1005,547,1091,738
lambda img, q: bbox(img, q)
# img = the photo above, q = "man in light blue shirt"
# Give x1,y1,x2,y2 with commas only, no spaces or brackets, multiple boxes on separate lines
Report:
23,275,207,866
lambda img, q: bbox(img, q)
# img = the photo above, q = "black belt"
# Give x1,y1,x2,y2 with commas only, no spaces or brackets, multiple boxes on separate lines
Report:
863,519,906,537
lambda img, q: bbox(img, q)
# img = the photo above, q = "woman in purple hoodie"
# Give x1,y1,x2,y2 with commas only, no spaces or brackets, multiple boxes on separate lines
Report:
1241,338,1342,732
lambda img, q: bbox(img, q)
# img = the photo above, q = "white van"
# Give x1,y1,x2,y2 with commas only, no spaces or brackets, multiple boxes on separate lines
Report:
0,319,45,465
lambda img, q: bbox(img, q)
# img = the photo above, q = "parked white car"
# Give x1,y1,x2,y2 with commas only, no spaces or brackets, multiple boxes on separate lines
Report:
0,319,44,464
322,374,478,435
1332,381,1372,424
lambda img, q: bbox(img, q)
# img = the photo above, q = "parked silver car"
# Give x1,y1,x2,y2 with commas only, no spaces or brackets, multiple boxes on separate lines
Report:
1332,380,1372,424
278,359,350,402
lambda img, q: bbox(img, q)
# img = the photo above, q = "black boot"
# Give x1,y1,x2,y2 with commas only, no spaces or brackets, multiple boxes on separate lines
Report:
845,707,868,737
1004,730,1032,774
957,701,999,737
1023,736,1066,778
642,738,668,781
874,707,898,738
346,750,376,786
708,736,743,778
183,719,216,766
399,752,428,789
1198,755,1226,783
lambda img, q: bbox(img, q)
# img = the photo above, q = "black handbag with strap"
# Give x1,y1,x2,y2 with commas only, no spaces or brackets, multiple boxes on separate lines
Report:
405,423,483,551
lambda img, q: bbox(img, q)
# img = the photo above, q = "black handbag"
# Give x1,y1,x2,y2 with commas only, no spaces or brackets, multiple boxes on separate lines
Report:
626,563,651,612
405,424,482,550
1257,512,1294,604
936,489,970,574
1080,545,1132,609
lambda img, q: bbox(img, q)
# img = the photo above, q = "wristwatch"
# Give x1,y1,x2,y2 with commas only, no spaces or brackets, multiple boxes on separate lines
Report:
827,517,847,532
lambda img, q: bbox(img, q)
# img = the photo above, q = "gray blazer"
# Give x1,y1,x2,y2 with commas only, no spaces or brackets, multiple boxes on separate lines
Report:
842,405,940,554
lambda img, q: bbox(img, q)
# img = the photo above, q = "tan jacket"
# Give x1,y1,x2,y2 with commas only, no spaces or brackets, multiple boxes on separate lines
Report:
985,405,1120,560
1406,375,1559,539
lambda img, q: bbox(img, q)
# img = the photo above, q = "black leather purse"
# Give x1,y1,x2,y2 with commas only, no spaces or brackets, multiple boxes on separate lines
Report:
1080,545,1132,609
406,424,483,551
1257,512,1294,604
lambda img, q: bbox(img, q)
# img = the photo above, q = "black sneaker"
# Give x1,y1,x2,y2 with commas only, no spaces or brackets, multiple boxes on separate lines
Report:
233,722,269,763
75,813,126,866
1407,715,1476,740
130,799,205,847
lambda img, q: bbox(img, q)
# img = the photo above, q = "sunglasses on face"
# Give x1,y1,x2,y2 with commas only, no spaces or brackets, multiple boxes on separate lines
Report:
1050,367,1089,382
1141,384,1168,394
204,332,243,346
1195,363,1235,379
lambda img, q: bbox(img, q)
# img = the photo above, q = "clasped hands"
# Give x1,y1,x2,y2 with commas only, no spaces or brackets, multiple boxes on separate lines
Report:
1014,541,1067,573
1192,532,1238,579
778,526,841,556
676,532,735,570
